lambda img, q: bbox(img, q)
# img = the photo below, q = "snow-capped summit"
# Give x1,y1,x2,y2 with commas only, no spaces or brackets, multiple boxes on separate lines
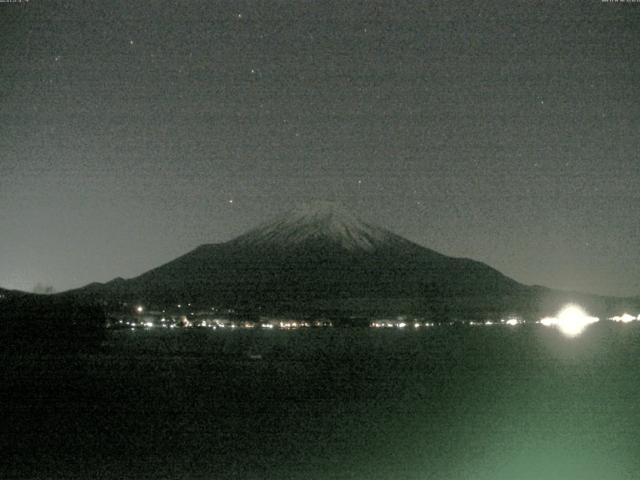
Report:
232,201,395,251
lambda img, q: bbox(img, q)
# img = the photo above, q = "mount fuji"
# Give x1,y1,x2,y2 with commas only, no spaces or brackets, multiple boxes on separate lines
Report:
61,201,633,319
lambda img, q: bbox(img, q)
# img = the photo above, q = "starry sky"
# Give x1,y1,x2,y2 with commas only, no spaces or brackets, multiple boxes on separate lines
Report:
1,0,639,297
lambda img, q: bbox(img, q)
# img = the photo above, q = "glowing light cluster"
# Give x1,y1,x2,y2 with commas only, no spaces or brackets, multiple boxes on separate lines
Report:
371,320,434,329
278,321,311,329
539,305,599,337
609,313,640,323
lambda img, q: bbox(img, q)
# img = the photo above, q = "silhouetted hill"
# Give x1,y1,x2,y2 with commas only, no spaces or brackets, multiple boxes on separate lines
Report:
0,287,31,301
0,289,106,352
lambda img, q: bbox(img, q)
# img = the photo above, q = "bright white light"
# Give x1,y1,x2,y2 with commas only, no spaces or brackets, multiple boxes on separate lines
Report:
136,306,144,313
540,304,599,337
397,322,406,328
610,313,636,323
557,305,599,336
540,317,554,327
505,319,519,326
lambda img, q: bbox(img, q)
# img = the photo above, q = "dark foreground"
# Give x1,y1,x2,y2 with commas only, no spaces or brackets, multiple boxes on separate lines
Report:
2,324,640,480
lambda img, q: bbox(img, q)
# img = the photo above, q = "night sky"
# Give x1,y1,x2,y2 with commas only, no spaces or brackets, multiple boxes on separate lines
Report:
1,1,639,297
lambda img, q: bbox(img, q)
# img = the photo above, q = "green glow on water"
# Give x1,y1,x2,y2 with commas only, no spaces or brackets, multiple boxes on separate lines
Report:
4,324,640,479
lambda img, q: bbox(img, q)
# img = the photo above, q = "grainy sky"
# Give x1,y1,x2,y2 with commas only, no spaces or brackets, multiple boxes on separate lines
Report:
1,0,639,296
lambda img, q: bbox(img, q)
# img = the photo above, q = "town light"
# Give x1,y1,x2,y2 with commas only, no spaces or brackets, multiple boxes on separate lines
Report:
610,313,637,323
540,304,599,337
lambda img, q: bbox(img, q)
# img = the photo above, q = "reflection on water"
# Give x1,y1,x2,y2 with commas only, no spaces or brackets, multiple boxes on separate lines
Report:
4,317,640,479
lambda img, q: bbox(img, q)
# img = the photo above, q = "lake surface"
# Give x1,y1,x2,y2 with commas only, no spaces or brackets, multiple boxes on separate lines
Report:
2,324,640,479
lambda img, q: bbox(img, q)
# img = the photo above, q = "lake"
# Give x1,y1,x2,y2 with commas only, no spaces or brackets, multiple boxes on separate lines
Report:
2,323,640,479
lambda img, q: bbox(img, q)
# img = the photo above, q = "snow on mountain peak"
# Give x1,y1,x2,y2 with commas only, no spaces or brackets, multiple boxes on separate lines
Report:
232,201,395,251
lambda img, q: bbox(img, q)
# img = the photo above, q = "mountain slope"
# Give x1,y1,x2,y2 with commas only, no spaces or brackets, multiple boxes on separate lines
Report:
60,202,525,315
61,201,638,319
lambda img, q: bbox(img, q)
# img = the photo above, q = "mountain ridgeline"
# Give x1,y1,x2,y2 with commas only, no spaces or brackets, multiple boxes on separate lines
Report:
63,202,637,319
